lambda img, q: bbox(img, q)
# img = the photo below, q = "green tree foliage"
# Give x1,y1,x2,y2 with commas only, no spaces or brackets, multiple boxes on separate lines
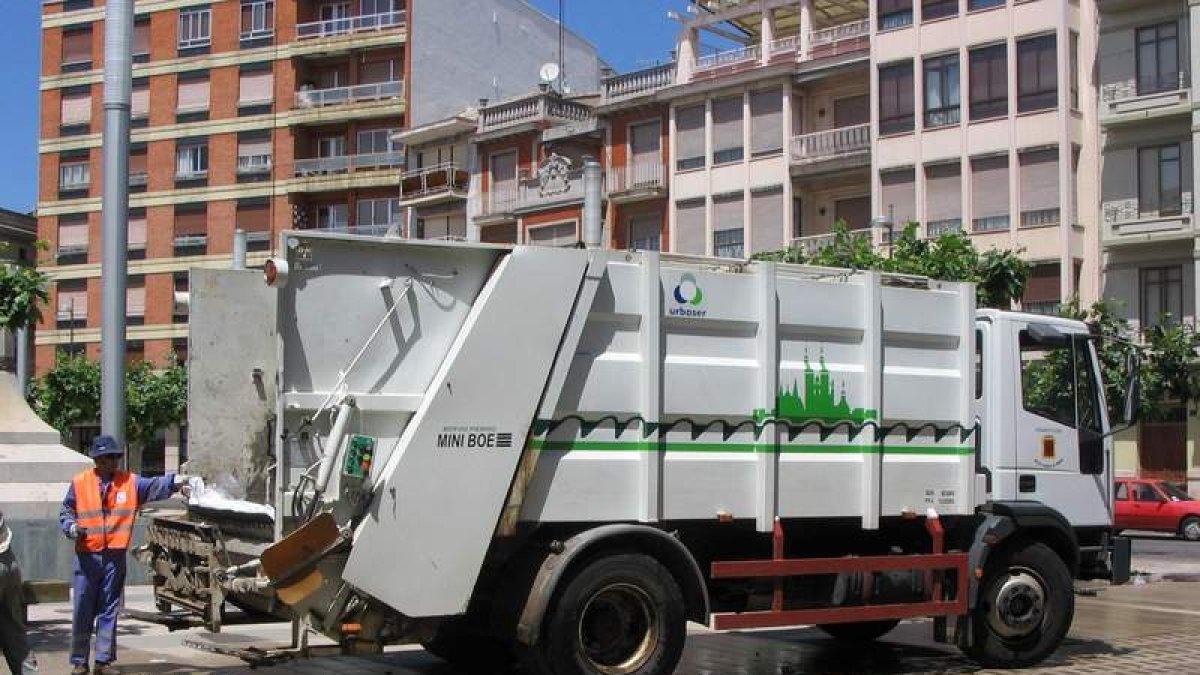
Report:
752,222,1032,308
0,253,48,333
28,353,187,448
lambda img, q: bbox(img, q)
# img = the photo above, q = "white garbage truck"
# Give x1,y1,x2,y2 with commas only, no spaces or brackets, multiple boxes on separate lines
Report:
145,231,1134,674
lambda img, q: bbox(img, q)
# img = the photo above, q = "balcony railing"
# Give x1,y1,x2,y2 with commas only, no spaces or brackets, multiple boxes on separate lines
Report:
400,162,469,200
1103,196,1194,226
809,19,870,50
972,215,1010,233
295,10,406,40
295,80,404,109
173,235,208,249
602,63,676,100
480,169,603,217
56,244,87,258
128,172,148,187
926,218,963,237
790,225,890,258
1020,208,1061,229
313,223,396,237
237,154,273,175
769,35,800,55
1102,71,1190,103
478,93,594,134
608,158,664,194
695,44,761,72
294,151,405,176
790,124,870,164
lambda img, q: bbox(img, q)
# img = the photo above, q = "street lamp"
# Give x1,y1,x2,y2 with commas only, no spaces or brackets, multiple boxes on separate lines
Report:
871,211,894,258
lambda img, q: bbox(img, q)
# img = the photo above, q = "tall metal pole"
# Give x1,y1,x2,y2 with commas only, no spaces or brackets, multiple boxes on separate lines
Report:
101,0,134,447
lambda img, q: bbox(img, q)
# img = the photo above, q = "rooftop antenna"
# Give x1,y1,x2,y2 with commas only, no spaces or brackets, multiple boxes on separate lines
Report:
558,0,565,92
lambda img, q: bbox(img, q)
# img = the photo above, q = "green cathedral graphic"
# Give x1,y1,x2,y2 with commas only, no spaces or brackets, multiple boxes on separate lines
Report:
753,352,877,424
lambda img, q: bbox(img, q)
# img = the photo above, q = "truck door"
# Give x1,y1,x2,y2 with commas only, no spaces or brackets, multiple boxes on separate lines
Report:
1013,325,1111,527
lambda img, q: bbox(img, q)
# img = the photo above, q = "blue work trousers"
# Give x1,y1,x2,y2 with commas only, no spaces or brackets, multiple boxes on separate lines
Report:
71,550,126,666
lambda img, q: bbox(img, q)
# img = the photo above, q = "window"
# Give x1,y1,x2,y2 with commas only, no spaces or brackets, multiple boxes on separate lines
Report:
133,20,150,59
1022,263,1060,315
241,0,275,40
878,0,913,30
360,58,400,84
922,0,956,22
237,135,272,175
174,205,208,254
356,198,400,232
880,168,916,226
749,88,783,157
713,194,744,258
1017,34,1057,113
1137,22,1180,95
128,211,147,252
971,156,1010,232
357,128,401,155
1115,482,1128,500
59,159,90,191
675,198,706,255
628,213,660,251
1133,483,1164,503
628,120,662,183
1140,266,1183,328
751,187,785,254
176,141,209,180
317,203,349,229
1020,330,1075,427
318,135,347,158
61,28,92,69
362,0,399,14
924,54,960,127
57,215,88,258
177,76,211,113
1019,148,1059,227
969,44,1007,120
238,69,274,106
1138,144,1182,217
236,200,272,249
975,330,984,399
127,279,146,319
675,105,705,171
924,163,962,235
131,82,150,120
969,0,1004,10
834,196,870,230
528,222,579,248
179,7,213,49
1069,32,1079,110
129,149,148,187
712,96,744,164
879,61,915,134
57,280,88,323
61,90,92,128
834,95,870,127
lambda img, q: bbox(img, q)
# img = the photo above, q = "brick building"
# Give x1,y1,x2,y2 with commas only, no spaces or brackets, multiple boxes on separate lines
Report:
36,0,603,378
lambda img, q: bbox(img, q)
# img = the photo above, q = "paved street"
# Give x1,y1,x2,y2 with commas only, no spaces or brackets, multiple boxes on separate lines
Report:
1128,531,1200,579
23,548,1200,675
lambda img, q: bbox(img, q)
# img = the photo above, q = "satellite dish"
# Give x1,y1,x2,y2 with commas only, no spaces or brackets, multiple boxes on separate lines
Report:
539,62,561,84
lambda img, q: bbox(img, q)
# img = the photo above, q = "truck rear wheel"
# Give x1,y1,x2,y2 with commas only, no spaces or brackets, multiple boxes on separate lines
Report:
522,553,687,675
817,619,900,642
965,541,1073,668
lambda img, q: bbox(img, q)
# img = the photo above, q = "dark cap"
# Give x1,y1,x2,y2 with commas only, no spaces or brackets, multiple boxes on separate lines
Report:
89,435,124,458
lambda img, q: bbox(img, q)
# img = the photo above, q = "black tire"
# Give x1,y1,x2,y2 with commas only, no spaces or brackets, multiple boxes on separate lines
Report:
421,620,515,673
964,541,1074,668
521,553,687,675
817,619,901,642
1179,516,1200,542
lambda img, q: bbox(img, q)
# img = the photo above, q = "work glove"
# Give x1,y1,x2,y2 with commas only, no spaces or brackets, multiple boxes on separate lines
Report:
173,474,194,499
67,523,86,540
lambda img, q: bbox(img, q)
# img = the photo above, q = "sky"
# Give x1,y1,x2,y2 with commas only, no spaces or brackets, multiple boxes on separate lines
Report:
3,1,694,215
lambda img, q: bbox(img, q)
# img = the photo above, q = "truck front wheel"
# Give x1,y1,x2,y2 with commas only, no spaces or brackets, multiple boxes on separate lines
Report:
522,553,687,675
965,541,1074,668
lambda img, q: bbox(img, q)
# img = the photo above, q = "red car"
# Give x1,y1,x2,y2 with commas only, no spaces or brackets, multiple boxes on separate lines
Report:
1114,479,1200,541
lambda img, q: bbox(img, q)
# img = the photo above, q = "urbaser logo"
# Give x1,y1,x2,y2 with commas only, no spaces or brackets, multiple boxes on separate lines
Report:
670,273,707,317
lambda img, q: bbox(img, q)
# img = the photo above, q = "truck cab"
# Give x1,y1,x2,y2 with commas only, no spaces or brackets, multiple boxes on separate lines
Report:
977,310,1126,577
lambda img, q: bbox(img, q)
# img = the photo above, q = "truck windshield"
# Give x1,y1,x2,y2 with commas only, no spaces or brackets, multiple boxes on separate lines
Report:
1019,330,1103,434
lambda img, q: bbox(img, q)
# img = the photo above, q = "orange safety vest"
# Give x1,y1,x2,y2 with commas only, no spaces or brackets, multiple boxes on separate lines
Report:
71,469,139,553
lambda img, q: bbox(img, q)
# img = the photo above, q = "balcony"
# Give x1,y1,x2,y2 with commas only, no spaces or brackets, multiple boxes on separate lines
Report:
607,158,665,203
400,163,469,205
478,92,594,137
694,44,761,73
237,154,273,176
128,171,148,187
310,223,396,237
791,225,890,258
295,80,404,109
295,10,406,41
479,169,602,221
602,62,676,102
294,151,404,176
808,19,869,60
790,124,870,174
1102,196,1196,247
1100,72,1190,125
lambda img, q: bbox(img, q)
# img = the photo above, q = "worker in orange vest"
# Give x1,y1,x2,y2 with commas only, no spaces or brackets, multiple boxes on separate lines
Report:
59,436,191,675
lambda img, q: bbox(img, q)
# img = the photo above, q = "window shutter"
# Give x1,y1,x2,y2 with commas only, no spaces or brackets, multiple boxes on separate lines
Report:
675,200,706,254
126,285,146,317
128,214,147,248
971,156,1009,221
834,196,871,229
177,78,210,112
675,105,705,164
58,218,88,247
712,96,744,158
750,188,783,254
833,94,870,127
174,208,208,236
490,152,517,192
57,287,88,319
360,59,397,83
924,163,961,223
528,222,578,247
880,168,916,226
238,138,272,159
1020,149,1059,212
132,84,150,118
61,91,91,126
239,70,274,105
133,21,150,55
750,88,783,156
62,30,92,65
630,121,661,162
237,203,271,232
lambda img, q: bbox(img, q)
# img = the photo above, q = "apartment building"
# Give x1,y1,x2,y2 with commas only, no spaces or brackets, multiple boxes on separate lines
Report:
1097,0,1198,489
36,0,603,377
